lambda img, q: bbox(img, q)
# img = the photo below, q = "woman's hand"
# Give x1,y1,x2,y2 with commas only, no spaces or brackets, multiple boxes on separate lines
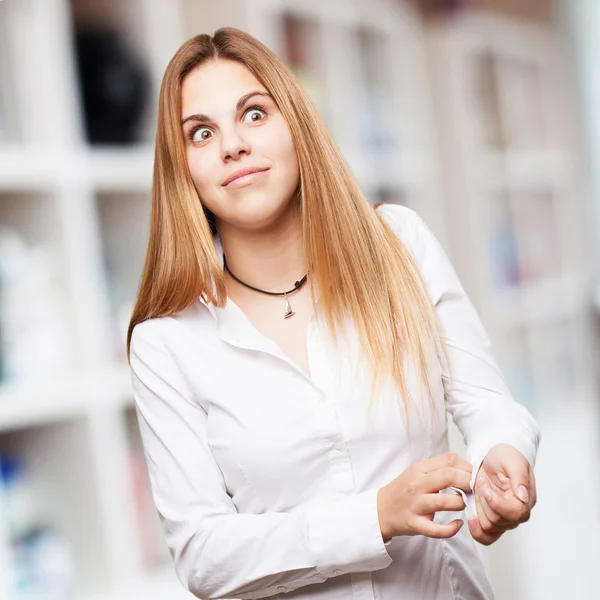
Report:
468,443,537,546
377,452,472,540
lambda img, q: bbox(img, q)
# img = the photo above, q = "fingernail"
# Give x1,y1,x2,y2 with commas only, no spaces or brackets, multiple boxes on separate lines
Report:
468,518,477,531
484,489,492,502
517,485,529,503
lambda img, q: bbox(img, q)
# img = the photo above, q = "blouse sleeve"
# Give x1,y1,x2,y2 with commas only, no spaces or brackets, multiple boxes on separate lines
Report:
129,319,392,600
408,209,541,491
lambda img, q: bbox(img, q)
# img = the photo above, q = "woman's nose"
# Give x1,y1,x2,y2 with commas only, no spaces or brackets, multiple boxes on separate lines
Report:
221,129,251,160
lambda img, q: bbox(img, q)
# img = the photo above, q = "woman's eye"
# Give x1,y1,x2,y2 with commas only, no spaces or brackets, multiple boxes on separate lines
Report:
191,127,212,143
243,107,266,123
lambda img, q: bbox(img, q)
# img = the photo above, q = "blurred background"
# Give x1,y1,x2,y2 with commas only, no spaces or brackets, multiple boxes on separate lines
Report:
0,0,598,599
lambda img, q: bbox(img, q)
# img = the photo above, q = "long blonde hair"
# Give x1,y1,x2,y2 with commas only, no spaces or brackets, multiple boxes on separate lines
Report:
127,27,451,430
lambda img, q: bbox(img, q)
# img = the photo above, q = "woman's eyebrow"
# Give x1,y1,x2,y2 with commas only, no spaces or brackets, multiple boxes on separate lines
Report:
181,90,273,126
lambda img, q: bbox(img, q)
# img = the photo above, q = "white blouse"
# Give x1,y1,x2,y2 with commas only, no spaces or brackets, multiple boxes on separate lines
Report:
129,203,541,600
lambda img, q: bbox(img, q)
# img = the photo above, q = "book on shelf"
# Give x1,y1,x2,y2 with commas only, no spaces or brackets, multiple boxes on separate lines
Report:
487,189,563,292
474,51,506,149
355,28,396,159
0,453,76,600
488,191,521,290
282,15,327,123
512,189,562,285
496,55,546,149
0,228,74,386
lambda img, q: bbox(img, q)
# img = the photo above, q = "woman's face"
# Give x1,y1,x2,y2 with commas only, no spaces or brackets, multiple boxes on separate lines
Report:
181,59,300,232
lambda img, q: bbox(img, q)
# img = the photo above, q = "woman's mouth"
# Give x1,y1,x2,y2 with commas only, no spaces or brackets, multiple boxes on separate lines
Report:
224,168,270,188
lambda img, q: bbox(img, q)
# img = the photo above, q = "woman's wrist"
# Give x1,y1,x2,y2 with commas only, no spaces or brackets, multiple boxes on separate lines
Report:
377,487,393,540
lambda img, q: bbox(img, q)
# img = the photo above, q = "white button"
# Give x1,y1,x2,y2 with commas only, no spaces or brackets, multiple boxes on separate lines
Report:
334,442,345,452
277,586,287,592
333,569,342,576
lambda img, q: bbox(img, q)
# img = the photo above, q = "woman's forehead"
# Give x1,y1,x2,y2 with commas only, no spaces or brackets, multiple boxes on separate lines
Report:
181,60,265,116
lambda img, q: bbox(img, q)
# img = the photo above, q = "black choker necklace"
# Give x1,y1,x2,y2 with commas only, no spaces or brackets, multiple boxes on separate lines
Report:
222,254,308,319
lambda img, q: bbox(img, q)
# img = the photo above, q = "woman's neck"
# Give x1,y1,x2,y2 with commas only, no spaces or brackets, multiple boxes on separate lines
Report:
217,209,307,294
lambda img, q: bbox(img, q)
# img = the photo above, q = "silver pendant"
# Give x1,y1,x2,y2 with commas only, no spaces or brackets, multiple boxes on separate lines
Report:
283,293,295,319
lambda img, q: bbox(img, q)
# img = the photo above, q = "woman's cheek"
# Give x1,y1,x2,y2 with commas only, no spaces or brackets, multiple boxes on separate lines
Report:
187,157,209,195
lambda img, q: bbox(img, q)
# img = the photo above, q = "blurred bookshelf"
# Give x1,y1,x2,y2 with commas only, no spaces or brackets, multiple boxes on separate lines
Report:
424,10,598,599
0,0,446,599
426,8,596,420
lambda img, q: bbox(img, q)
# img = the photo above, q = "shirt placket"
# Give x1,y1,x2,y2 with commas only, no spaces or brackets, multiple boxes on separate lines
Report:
307,319,378,600
306,320,356,495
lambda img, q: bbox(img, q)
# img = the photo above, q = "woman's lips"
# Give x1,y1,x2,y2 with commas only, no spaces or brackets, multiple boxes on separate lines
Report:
224,168,269,188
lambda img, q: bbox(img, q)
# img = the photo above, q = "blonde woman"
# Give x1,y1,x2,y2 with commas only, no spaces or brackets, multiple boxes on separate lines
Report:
127,27,540,600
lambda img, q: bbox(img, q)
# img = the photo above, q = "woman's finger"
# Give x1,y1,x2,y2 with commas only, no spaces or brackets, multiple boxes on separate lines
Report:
475,487,505,533
423,468,472,494
501,452,531,504
484,484,530,524
416,516,464,539
419,452,473,476
480,471,510,495
528,465,538,509
417,492,465,515
478,484,513,527
479,489,519,531
468,517,504,546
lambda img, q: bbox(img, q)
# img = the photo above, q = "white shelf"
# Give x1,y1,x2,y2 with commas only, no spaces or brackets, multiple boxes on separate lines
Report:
82,566,197,600
87,147,154,192
0,364,132,434
478,148,571,192
344,149,422,194
492,274,591,327
0,145,66,191
0,146,154,192
256,0,404,31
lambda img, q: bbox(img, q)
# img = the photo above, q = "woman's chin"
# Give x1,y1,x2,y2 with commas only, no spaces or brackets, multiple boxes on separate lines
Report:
232,208,290,232
241,214,282,231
